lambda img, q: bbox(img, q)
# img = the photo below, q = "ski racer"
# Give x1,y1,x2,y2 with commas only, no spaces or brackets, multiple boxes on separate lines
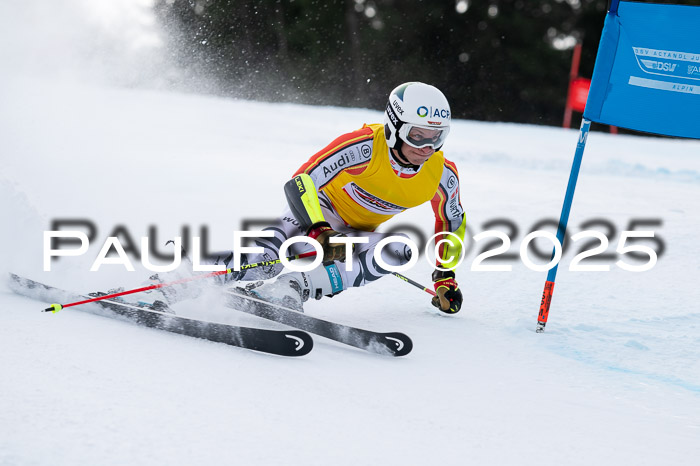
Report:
220,82,466,314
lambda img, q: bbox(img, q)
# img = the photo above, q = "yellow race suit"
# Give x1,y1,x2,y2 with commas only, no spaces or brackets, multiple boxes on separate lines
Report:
293,123,466,270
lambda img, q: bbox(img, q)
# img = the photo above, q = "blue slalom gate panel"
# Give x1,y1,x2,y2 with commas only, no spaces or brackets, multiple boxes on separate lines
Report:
583,1,700,139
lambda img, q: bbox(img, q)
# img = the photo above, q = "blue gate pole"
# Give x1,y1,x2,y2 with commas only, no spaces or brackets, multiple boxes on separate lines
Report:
537,118,592,333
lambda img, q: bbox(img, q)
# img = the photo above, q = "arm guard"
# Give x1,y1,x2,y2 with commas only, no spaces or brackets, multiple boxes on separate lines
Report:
438,214,467,270
284,173,326,234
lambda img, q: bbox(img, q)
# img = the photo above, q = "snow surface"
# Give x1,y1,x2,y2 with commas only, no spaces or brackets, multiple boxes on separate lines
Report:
1,81,699,465
2,3,700,465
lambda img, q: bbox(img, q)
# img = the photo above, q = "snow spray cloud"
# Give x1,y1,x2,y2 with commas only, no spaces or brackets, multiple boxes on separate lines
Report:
0,179,45,280
0,0,183,90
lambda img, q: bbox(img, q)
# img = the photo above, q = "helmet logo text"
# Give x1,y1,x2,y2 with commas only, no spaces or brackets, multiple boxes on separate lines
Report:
417,106,450,119
386,103,399,126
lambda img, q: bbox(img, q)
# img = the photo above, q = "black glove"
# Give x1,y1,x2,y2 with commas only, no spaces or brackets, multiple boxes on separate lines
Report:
431,270,462,314
307,222,349,262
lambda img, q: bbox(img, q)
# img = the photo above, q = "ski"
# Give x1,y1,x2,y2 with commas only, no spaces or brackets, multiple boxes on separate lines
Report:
224,288,413,357
8,274,312,357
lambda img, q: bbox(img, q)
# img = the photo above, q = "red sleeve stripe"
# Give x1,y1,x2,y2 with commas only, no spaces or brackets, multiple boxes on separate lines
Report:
441,160,462,208
444,159,459,175
431,185,449,226
431,188,450,260
294,127,374,176
431,159,461,227
344,161,371,176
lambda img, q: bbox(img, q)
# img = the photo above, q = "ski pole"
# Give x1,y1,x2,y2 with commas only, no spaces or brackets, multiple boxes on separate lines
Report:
43,251,318,313
235,249,436,297
391,272,436,296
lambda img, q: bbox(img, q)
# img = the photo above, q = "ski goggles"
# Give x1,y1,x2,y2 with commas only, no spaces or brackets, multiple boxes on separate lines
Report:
398,124,450,149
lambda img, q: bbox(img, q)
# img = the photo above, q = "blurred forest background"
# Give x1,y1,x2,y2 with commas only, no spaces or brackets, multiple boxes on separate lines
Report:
152,0,700,126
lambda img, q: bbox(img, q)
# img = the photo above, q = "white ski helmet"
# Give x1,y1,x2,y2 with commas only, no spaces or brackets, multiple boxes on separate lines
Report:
384,82,451,152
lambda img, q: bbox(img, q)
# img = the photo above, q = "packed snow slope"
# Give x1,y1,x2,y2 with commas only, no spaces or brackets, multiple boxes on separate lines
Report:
1,80,700,465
